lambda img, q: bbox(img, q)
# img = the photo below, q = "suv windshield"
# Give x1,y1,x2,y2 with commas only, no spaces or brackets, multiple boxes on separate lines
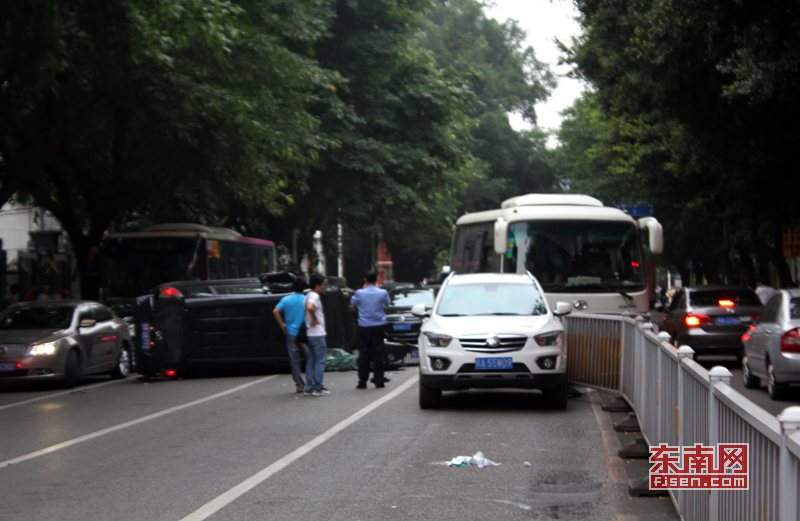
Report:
437,283,547,316
689,290,760,307
0,305,75,330
388,289,434,308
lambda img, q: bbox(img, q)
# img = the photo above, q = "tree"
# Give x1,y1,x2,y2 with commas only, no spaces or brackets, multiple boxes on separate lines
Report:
2,0,338,297
420,0,558,214
558,0,800,285
263,0,483,284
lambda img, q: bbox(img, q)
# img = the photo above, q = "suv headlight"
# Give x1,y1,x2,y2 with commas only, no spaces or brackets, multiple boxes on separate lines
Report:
29,342,58,356
423,332,453,348
534,332,562,347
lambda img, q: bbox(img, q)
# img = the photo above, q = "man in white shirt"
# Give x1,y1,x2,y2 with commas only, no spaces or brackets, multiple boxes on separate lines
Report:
755,281,778,305
304,273,330,396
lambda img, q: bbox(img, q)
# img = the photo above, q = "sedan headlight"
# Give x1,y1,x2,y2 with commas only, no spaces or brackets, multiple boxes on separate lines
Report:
423,332,453,347
29,342,58,356
534,332,562,347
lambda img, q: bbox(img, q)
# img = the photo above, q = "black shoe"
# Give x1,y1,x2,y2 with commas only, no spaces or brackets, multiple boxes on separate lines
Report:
370,377,390,384
356,382,367,389
374,384,385,389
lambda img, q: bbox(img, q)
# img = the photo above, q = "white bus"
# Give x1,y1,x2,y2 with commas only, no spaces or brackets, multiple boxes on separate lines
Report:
450,194,663,314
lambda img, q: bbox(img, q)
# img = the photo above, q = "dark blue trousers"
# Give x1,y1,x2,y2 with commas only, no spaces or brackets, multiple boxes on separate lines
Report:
357,325,385,386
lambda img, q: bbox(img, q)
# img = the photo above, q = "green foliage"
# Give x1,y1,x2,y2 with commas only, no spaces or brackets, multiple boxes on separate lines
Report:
1,0,339,296
419,0,558,214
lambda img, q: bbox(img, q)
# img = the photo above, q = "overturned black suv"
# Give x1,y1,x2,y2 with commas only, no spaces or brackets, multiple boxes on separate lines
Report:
133,273,355,378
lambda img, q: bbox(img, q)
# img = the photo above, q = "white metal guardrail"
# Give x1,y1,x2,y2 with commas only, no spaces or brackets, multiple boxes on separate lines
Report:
563,314,800,521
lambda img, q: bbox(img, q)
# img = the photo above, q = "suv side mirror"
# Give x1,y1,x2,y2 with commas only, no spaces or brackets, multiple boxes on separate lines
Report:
553,302,572,316
80,319,97,328
411,303,429,318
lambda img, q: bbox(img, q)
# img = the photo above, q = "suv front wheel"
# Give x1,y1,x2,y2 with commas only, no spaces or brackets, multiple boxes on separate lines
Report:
419,378,442,409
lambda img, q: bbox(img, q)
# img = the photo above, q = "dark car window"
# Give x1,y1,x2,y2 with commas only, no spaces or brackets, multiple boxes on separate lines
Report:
214,285,266,295
107,302,134,319
92,305,114,322
387,289,434,308
688,290,761,307
78,307,94,325
0,305,75,330
789,298,800,320
762,294,783,323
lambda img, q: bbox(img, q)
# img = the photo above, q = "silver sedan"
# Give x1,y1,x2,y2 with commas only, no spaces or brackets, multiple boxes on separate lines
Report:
0,301,133,388
741,289,800,399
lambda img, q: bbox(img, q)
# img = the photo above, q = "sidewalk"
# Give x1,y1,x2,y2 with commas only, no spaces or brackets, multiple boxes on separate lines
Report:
586,387,680,521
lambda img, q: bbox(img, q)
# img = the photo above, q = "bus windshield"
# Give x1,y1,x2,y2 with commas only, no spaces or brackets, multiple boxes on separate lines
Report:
101,237,207,298
504,220,644,291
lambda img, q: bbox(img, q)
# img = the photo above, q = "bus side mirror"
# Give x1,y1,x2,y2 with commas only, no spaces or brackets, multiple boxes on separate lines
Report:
639,217,663,254
494,217,508,254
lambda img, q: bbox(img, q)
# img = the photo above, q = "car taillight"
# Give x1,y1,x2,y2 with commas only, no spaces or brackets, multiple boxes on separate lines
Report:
780,328,800,353
161,287,180,297
718,299,734,307
752,313,760,322
742,324,756,342
685,314,711,327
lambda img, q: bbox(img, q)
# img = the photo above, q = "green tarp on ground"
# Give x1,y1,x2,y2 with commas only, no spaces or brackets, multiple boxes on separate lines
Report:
325,348,356,371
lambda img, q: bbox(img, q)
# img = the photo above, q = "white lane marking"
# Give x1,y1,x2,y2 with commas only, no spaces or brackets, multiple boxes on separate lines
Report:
180,374,420,521
0,375,278,468
0,378,122,411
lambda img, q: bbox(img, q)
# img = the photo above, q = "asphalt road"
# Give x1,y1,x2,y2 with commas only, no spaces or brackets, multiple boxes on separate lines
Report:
0,367,679,521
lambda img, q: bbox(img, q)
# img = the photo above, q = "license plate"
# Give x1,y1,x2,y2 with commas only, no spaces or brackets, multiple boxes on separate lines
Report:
141,323,150,350
393,324,412,331
0,362,16,372
411,349,418,358
475,357,513,370
717,316,741,325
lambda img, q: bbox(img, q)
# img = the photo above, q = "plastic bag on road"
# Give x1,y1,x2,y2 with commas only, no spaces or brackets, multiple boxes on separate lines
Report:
445,451,501,468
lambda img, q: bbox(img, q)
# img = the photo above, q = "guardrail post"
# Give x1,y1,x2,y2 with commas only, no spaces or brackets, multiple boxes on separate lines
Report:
777,406,800,521
707,365,732,521
674,344,694,517
675,345,693,448
635,316,645,418
642,323,658,440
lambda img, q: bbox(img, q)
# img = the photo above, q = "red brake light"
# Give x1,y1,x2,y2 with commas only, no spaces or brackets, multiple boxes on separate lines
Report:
161,287,181,297
742,325,756,342
685,314,711,327
752,313,760,322
164,370,177,377
718,299,734,307
631,261,640,268
781,328,800,353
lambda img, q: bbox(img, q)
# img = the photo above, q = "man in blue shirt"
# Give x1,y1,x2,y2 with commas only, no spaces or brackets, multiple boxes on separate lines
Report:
351,270,391,389
273,277,308,393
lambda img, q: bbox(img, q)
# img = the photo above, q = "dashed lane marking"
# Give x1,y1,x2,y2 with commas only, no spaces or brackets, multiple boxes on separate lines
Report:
0,375,278,469
179,374,420,521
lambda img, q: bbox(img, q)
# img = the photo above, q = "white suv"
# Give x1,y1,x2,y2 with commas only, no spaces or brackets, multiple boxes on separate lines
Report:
412,272,571,409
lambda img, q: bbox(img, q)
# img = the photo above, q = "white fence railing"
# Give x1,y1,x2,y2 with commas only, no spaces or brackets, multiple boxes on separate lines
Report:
563,314,800,521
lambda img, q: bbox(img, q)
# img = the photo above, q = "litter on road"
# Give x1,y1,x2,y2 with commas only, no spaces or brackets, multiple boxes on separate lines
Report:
445,451,501,468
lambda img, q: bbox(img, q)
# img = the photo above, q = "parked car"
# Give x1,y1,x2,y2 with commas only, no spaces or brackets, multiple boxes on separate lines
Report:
0,301,133,388
414,272,571,409
658,285,762,362
383,287,436,365
741,289,800,399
